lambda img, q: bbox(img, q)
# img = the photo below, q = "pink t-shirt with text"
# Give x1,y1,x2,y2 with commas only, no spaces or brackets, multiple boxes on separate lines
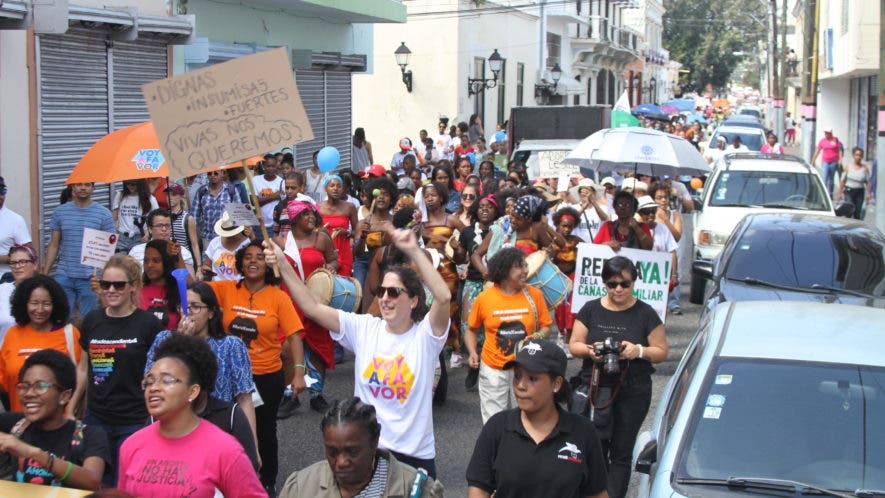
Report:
817,137,841,163
118,420,267,498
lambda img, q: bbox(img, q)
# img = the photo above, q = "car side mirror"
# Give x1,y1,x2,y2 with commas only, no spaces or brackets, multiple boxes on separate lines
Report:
635,439,658,474
692,259,714,280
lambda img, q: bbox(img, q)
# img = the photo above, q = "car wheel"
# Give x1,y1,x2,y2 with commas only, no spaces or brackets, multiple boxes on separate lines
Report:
689,273,706,304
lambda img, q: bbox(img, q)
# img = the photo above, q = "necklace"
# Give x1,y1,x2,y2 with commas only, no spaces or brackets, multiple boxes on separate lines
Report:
105,305,136,318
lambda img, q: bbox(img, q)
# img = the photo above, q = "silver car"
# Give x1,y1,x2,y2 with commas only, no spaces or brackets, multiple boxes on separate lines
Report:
633,301,885,497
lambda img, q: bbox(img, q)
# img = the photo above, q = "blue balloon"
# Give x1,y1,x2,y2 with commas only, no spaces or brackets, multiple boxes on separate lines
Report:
317,146,340,173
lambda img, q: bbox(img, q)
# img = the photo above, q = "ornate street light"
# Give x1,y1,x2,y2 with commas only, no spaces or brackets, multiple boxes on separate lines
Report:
467,49,504,96
395,42,413,92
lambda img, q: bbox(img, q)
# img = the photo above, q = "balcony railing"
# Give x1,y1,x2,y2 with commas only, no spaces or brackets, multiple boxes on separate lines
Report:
582,15,639,53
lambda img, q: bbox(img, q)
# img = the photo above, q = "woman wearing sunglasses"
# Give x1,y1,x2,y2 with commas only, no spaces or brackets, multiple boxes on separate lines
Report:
0,275,82,415
454,184,479,228
592,191,653,251
74,255,164,487
0,349,108,490
119,333,265,497
264,226,451,479
568,256,668,498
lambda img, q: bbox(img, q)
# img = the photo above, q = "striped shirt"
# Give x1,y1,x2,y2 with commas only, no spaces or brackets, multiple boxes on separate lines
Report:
354,456,389,498
48,201,115,279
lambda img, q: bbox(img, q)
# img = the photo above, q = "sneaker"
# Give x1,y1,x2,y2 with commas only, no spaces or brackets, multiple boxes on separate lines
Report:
309,395,330,413
449,352,463,369
464,367,479,392
669,307,684,316
276,395,299,420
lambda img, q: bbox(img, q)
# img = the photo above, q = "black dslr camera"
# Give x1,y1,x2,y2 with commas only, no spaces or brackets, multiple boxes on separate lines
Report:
594,337,623,375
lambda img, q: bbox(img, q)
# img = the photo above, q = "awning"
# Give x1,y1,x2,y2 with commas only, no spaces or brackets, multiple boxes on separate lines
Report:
0,0,28,20
553,76,586,96
2,3,193,39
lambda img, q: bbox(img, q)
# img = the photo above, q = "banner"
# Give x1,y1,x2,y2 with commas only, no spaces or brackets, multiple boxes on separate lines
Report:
538,150,578,178
571,243,671,321
142,47,313,180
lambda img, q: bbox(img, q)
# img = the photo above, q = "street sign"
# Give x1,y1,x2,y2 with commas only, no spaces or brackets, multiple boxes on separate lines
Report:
142,47,314,180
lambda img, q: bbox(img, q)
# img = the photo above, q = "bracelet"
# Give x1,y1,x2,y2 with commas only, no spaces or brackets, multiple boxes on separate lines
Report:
44,452,54,471
293,363,306,369
638,345,644,360
60,461,73,481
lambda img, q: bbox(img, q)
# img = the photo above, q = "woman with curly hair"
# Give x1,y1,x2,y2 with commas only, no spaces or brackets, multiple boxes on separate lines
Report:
0,275,82,414
119,333,265,497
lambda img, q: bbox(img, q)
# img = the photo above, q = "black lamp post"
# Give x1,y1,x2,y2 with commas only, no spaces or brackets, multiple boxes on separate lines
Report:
395,42,412,92
467,49,504,96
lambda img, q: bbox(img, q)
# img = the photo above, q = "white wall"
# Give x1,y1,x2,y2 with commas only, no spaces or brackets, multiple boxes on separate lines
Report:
816,78,850,144
0,30,34,227
819,0,879,79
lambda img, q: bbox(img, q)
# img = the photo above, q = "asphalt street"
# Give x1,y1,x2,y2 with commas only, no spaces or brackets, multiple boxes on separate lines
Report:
276,221,701,497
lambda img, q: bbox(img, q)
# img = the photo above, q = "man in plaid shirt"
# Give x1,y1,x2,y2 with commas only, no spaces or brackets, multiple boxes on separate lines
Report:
192,171,243,248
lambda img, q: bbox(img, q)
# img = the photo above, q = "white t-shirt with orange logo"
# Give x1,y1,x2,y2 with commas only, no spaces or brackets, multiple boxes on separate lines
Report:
203,236,250,281
333,311,447,460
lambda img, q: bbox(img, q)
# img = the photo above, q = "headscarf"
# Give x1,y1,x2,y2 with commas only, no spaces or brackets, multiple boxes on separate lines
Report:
513,195,543,220
322,174,343,188
286,200,317,221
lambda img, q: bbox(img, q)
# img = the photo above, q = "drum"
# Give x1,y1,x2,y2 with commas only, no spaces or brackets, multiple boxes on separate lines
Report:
525,251,572,309
305,268,362,313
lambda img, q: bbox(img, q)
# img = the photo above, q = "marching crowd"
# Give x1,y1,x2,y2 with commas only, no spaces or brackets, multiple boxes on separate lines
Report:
0,115,702,498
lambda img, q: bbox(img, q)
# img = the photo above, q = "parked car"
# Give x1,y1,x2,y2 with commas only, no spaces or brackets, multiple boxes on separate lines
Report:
691,213,885,307
632,301,885,498
722,115,764,129
691,153,834,300
708,124,767,151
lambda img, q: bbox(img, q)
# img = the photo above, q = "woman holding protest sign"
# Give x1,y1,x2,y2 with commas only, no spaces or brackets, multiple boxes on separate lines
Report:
568,256,668,498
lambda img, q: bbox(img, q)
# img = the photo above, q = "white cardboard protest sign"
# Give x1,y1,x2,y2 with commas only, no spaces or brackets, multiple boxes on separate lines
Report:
571,243,671,321
538,150,578,178
225,202,260,227
80,228,118,269
142,47,314,180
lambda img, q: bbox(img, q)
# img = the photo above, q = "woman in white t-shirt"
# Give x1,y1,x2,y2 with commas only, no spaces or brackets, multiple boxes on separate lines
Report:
265,228,451,479
112,180,159,253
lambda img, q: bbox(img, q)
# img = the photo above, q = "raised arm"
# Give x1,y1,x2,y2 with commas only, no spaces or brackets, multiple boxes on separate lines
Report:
263,239,341,333
388,228,451,337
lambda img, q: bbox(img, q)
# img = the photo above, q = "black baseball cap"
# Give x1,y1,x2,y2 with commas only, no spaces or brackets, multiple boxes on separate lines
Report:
503,338,567,377
0,176,6,187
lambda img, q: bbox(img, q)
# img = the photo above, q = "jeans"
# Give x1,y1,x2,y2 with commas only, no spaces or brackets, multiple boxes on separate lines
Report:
352,253,369,292
821,161,839,197
668,281,682,310
390,451,437,480
54,273,99,318
601,377,652,498
253,370,285,490
84,412,145,487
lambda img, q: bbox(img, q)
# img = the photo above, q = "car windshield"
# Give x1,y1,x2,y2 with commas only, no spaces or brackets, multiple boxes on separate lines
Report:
677,359,885,491
711,130,764,150
739,109,761,118
709,170,830,210
725,226,885,296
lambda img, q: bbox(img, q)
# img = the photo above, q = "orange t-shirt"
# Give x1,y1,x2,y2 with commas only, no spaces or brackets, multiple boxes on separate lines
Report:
208,281,303,375
0,324,82,411
468,285,552,370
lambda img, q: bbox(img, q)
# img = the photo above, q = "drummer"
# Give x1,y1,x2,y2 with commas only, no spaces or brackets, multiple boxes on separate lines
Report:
465,247,551,423
280,200,337,413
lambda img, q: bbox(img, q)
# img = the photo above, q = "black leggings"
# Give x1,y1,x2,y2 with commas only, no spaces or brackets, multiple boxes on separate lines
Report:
601,377,652,498
254,370,285,489
844,187,865,219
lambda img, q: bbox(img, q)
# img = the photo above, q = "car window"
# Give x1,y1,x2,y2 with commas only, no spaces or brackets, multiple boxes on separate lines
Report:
663,325,709,439
711,129,764,150
709,170,830,210
724,227,885,295
678,360,885,491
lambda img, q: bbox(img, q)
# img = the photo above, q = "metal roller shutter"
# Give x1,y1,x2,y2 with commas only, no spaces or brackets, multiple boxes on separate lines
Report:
37,29,168,248
294,69,325,169
325,70,352,172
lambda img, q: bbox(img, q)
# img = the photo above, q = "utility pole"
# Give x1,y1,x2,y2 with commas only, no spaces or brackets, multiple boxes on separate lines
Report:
771,0,784,143
877,0,884,231
800,0,818,164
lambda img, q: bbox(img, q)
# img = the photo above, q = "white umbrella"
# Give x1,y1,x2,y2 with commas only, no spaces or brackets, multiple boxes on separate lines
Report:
562,127,711,177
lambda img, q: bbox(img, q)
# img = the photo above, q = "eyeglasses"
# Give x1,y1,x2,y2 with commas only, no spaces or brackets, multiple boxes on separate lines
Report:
207,171,222,176
0,188,7,195
187,303,209,312
605,280,633,289
373,286,408,299
9,259,34,267
614,201,634,209
141,374,185,390
27,301,52,309
462,193,477,200
99,280,131,290
16,381,63,394
151,223,172,229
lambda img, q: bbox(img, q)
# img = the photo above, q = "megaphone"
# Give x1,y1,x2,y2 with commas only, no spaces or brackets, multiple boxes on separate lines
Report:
171,268,190,316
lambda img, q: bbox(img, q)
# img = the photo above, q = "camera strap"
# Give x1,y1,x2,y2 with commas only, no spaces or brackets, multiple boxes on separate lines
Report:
589,362,629,411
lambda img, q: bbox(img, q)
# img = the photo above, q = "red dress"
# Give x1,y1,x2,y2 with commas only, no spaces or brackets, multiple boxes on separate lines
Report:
282,248,335,369
321,213,354,277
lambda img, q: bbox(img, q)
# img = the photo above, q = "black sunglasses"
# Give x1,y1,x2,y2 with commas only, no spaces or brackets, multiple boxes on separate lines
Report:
99,280,131,290
462,193,477,200
605,280,633,289
373,286,408,299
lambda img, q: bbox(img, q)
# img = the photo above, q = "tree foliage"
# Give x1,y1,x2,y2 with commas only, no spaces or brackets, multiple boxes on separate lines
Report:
663,0,768,94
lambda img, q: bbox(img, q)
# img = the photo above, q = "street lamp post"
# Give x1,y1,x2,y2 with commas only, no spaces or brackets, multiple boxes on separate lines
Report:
467,49,504,96
394,42,413,93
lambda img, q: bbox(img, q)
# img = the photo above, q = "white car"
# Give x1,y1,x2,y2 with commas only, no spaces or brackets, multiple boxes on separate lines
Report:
691,153,833,302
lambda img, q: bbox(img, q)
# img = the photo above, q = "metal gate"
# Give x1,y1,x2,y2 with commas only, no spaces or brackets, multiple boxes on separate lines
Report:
36,29,167,247
294,68,353,172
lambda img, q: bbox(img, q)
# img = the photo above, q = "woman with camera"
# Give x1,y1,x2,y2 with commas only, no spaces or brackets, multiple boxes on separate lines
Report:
568,256,668,498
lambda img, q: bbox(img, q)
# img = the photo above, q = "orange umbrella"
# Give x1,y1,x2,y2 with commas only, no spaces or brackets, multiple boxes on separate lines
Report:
66,122,169,185
216,154,264,170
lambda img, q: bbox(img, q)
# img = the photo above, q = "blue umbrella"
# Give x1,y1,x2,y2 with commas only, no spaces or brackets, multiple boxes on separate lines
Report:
664,98,695,111
631,103,663,115
686,113,707,124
